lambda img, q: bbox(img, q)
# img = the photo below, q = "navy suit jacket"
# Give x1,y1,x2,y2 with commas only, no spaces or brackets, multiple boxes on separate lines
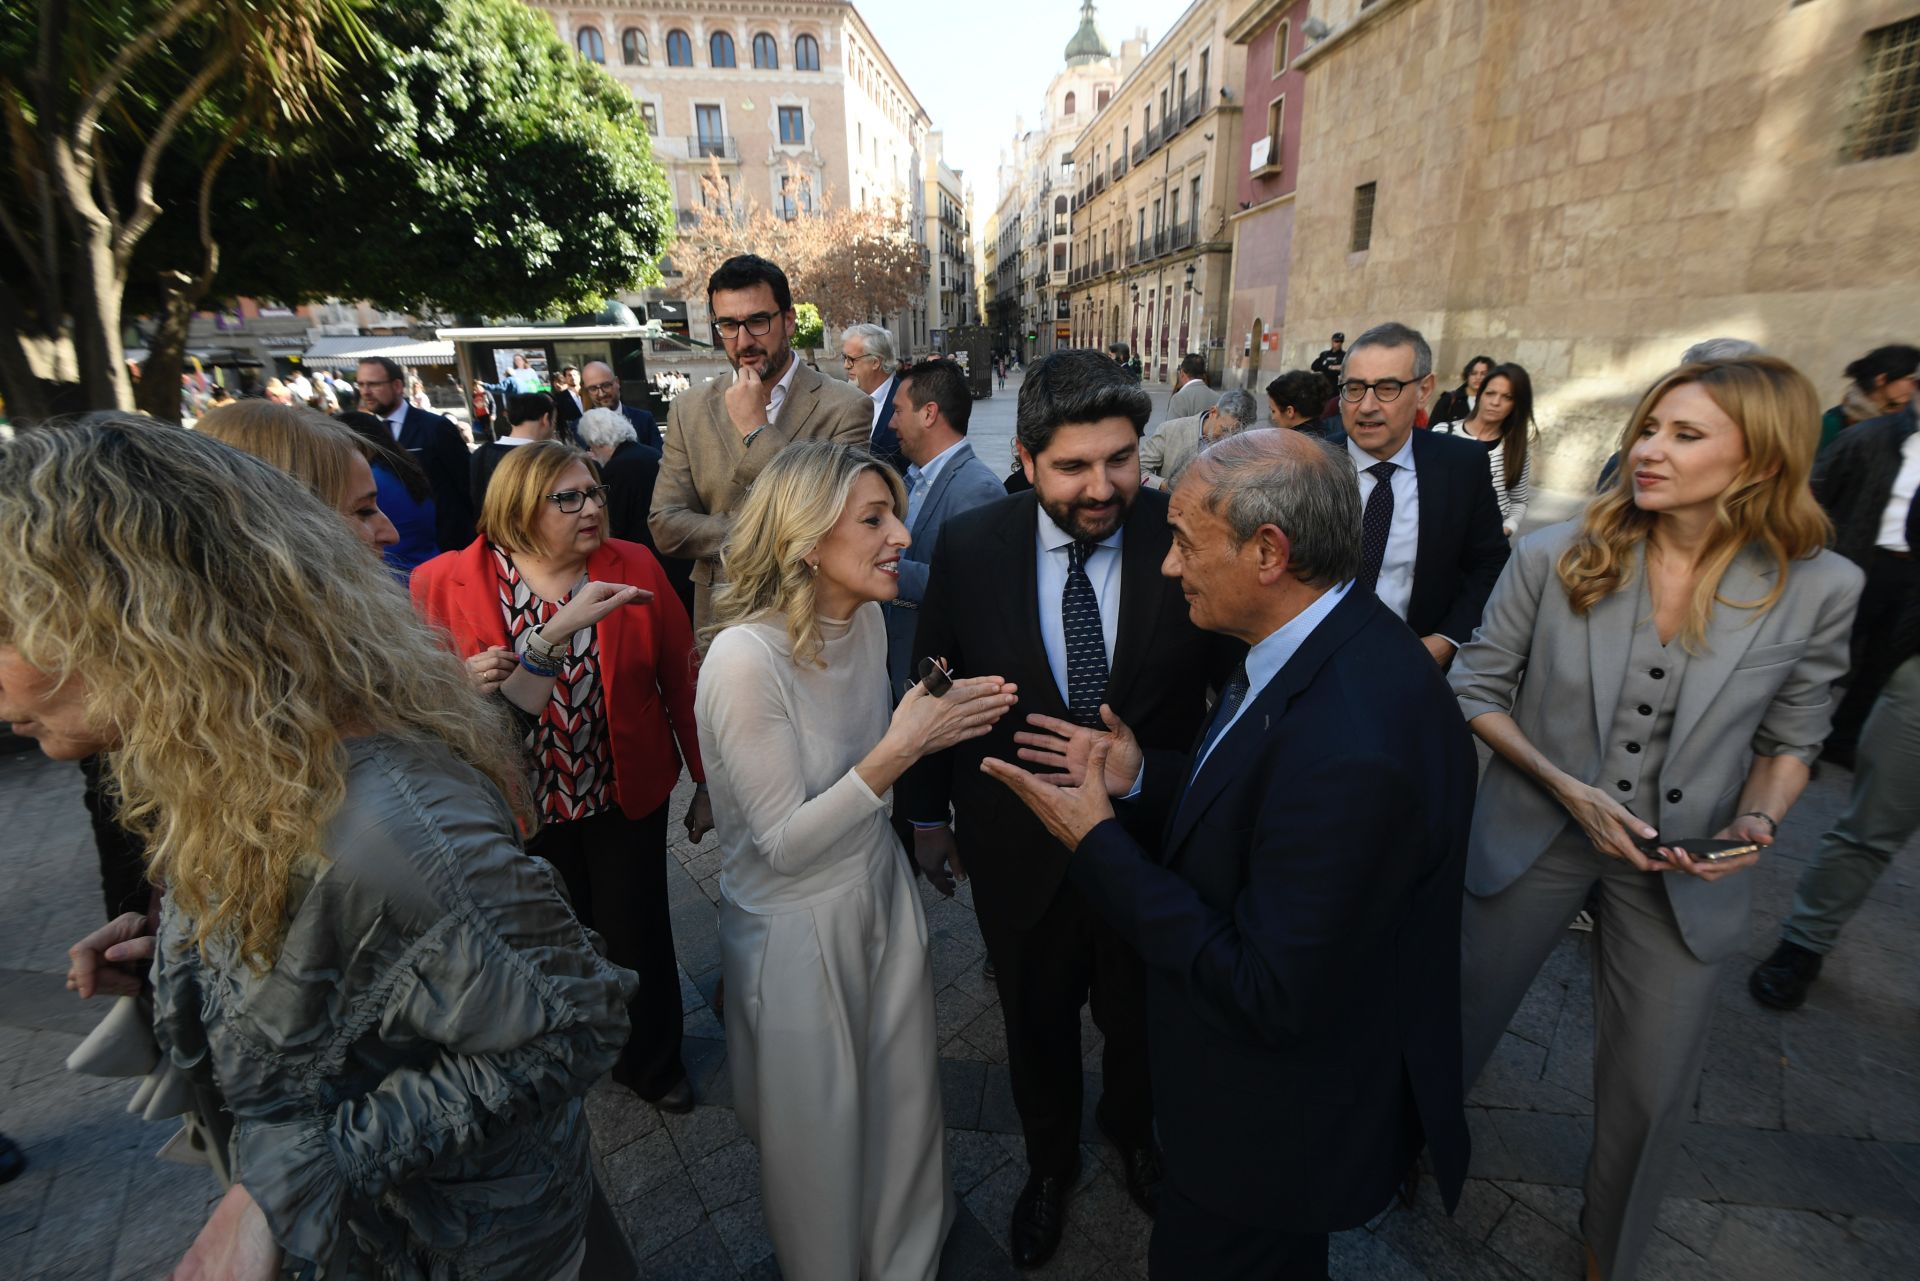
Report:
869,373,907,473
1070,587,1474,1233
396,404,474,553
882,441,1006,697
619,402,663,452
1403,427,1512,642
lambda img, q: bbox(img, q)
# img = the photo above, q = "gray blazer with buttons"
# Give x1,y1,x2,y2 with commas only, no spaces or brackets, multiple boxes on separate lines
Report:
1449,520,1863,963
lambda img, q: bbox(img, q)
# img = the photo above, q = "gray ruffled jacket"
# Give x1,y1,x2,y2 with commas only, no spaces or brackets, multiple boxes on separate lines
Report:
154,734,637,1279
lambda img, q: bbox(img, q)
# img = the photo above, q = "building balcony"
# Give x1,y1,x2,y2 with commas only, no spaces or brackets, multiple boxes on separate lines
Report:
1102,251,1114,273
1171,222,1194,251
1094,172,1106,194
1112,156,1128,181
1153,228,1168,256
1179,91,1202,128
688,135,738,160
1130,139,1146,166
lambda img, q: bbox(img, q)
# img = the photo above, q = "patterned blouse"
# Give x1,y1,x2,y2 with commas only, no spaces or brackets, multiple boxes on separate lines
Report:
492,547,615,823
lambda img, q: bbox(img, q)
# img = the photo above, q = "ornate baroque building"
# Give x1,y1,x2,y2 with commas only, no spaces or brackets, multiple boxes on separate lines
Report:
1062,0,1248,384
529,2,935,353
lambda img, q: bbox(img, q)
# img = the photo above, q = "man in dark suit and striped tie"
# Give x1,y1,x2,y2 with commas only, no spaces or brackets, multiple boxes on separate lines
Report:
901,350,1230,1267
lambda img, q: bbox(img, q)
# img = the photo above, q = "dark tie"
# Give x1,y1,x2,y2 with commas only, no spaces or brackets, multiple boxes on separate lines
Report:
1063,540,1110,727
1194,661,1251,768
1357,460,1398,595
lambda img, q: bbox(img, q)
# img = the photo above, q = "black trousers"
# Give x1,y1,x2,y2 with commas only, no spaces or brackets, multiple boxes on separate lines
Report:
1832,550,1920,752
529,802,685,1098
1151,1178,1329,1280
80,755,151,921
979,878,1153,1177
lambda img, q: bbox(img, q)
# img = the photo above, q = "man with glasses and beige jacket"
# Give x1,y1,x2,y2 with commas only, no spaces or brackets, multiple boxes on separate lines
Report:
649,254,872,632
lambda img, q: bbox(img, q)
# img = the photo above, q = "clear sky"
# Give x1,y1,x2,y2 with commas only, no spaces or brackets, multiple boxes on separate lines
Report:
857,0,1182,225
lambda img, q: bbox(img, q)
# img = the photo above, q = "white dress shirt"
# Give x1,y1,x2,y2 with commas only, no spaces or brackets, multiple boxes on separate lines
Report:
1876,430,1920,552
755,353,803,427
1346,433,1420,623
905,437,967,527
1036,511,1123,706
868,377,892,431
386,400,409,442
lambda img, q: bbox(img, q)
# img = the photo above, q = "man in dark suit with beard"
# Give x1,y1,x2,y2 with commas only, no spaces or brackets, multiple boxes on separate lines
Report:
356,355,473,551
986,428,1474,1279
901,349,1229,1267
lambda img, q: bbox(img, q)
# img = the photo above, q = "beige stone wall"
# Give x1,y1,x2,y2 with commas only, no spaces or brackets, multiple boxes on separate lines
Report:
1285,0,1920,492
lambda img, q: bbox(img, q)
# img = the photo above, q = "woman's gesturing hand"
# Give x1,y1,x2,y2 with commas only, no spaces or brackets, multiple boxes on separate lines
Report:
67,911,155,999
888,669,1018,760
1557,781,1669,872
545,582,651,637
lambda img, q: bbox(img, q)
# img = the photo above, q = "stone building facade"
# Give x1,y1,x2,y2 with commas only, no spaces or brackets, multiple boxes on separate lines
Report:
923,134,977,346
1282,0,1920,489
1063,0,1248,384
530,2,933,354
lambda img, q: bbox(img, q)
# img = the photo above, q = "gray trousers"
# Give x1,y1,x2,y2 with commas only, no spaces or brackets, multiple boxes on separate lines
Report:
1783,655,1920,954
1462,832,1726,1281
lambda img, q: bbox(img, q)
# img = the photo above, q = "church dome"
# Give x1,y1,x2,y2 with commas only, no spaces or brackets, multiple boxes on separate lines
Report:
1064,1,1110,64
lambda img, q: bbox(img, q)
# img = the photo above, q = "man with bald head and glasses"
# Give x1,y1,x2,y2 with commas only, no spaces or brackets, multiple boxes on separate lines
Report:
581,359,661,451
1337,322,1511,665
649,254,871,629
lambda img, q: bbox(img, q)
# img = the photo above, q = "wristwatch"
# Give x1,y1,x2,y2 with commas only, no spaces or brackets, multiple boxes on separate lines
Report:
525,624,570,666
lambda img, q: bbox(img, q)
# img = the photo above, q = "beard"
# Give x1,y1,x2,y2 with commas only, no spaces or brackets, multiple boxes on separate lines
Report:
1040,488,1131,543
729,336,793,381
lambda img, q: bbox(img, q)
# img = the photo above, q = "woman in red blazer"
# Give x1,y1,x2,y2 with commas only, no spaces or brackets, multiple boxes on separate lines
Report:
412,440,710,1112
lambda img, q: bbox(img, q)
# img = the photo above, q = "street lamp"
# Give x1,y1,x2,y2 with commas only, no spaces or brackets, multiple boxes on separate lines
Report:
1184,263,1196,293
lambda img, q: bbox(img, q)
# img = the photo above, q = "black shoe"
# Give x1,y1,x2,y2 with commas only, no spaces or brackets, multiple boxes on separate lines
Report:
1749,941,1824,1011
1010,1161,1077,1269
1095,1105,1163,1218
0,1133,25,1185
648,1076,697,1115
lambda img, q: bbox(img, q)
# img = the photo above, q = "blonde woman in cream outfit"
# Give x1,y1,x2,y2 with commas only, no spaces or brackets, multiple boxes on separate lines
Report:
696,440,1018,1279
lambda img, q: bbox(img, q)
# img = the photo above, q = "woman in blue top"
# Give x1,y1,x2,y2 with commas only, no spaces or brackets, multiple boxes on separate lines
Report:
339,411,440,578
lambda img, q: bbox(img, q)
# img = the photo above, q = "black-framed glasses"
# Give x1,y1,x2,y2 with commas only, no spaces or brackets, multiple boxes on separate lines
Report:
583,380,619,395
712,312,778,339
1340,377,1413,403
546,485,610,513
841,352,877,368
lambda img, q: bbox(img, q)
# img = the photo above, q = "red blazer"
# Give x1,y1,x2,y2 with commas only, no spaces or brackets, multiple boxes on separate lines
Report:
411,537,705,820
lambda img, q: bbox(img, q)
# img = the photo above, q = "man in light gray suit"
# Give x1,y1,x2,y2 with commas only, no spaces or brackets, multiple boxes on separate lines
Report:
1139,388,1258,490
883,358,1008,698
1165,352,1214,419
650,255,871,631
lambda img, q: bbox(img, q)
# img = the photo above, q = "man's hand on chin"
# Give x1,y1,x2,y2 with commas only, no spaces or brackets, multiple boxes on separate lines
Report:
980,737,1117,851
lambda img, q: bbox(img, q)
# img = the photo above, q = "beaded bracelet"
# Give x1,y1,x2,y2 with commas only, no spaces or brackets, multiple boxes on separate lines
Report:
519,649,562,679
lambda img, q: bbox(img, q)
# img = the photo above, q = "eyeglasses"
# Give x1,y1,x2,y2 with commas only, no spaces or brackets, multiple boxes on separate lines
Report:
1339,377,1414,403
712,312,778,339
841,353,876,368
584,380,619,395
546,485,610,513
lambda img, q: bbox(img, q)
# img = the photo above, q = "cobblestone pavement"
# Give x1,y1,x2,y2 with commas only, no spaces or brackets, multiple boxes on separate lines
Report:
5,376,1917,1278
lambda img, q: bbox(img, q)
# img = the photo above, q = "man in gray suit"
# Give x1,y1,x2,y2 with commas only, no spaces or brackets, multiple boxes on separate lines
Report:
883,358,1007,697
650,254,872,631
1139,388,1257,490
1165,352,1214,419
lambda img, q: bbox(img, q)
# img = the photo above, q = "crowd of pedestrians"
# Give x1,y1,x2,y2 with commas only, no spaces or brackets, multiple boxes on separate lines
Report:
0,248,1915,1281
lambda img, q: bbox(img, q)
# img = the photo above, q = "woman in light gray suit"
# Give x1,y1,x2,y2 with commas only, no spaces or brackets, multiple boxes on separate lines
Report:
1449,357,1862,1281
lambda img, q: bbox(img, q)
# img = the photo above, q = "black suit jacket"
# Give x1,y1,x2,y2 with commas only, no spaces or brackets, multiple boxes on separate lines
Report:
552,388,585,442
899,488,1233,932
397,404,474,552
600,439,663,548
619,402,663,452
1402,428,1512,641
869,373,907,473
1072,587,1473,1232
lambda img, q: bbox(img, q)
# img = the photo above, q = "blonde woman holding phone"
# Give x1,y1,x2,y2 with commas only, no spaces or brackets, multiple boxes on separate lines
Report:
696,441,1017,1281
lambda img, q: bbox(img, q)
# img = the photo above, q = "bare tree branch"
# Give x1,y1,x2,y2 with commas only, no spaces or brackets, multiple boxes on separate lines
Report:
115,47,235,266
70,0,215,149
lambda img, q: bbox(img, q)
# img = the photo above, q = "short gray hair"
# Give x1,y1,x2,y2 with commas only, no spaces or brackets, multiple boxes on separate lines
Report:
1189,428,1361,588
843,323,895,365
1680,336,1765,364
1213,388,1257,427
1346,322,1433,380
575,407,636,449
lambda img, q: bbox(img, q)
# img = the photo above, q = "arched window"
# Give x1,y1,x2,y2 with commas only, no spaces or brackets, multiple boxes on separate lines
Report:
752,32,778,69
575,27,604,63
709,31,736,68
666,29,692,66
620,29,648,66
795,34,820,71
1063,91,1077,116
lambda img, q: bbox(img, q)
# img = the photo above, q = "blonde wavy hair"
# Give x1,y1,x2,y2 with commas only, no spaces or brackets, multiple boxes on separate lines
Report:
708,440,905,665
1560,356,1833,651
194,399,365,507
0,417,527,971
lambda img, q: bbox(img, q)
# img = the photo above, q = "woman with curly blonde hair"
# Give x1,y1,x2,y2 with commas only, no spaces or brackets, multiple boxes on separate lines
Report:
697,440,1017,1281
1449,357,1862,1281
3,417,635,1281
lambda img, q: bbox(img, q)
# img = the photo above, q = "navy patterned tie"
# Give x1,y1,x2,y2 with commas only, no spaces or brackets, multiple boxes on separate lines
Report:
1063,540,1110,727
1357,460,1398,595
1194,661,1251,768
